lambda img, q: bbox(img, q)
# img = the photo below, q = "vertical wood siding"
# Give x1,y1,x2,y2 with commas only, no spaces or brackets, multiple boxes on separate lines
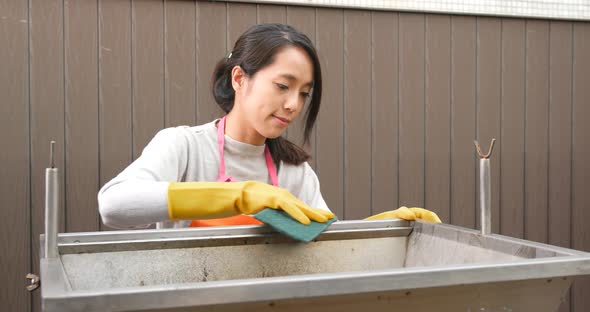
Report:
1,1,589,311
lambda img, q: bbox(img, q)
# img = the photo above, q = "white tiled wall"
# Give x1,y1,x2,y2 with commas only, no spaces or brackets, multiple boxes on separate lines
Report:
241,0,590,20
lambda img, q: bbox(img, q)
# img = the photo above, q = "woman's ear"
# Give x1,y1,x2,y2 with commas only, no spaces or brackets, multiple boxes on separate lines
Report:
231,66,245,92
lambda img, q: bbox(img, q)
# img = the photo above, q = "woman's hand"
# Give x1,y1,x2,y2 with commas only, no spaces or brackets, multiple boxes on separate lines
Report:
238,181,335,224
167,181,335,225
365,206,441,223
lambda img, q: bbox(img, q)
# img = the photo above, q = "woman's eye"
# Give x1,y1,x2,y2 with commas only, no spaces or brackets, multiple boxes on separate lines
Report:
300,92,311,98
275,83,288,91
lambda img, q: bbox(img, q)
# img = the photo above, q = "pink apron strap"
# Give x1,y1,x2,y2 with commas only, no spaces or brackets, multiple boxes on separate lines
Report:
217,116,230,181
264,146,279,187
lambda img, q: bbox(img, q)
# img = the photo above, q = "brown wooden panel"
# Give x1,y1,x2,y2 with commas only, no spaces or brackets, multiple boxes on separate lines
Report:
500,19,525,239
195,1,226,124
572,21,590,312
0,0,30,309
64,0,100,233
548,22,573,249
29,0,66,310
315,8,344,218
6,4,590,311
343,10,371,219
98,0,133,231
476,17,501,233
98,0,133,230
549,20,573,312
286,6,317,169
450,16,476,229
227,3,257,52
165,0,196,127
257,4,286,24
424,14,451,222
132,0,165,158
371,12,399,215
524,20,549,244
398,13,425,208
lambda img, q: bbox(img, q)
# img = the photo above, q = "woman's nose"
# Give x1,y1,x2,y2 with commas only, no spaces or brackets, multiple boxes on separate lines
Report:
284,93,300,112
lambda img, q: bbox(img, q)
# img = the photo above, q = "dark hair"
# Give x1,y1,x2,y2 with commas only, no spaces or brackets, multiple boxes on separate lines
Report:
211,23,322,168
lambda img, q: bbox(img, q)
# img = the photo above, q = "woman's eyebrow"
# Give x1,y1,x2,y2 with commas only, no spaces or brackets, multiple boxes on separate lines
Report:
279,73,313,88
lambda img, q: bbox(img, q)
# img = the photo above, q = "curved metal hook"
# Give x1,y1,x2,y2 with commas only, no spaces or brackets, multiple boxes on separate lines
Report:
474,139,496,159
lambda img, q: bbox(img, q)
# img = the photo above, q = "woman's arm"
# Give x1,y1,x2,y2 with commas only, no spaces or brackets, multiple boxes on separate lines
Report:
98,127,190,229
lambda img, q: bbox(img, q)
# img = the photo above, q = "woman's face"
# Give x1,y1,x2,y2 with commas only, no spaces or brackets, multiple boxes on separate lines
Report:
230,46,314,144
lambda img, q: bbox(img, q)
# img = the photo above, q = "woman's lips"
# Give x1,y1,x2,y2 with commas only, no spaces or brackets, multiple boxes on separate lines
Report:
272,115,291,126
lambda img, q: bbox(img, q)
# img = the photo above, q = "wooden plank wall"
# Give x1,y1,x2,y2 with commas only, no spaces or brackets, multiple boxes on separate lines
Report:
1,1,589,311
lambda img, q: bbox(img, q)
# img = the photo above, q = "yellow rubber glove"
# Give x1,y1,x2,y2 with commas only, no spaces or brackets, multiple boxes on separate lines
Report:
408,207,442,223
364,206,416,221
364,206,442,223
168,181,335,225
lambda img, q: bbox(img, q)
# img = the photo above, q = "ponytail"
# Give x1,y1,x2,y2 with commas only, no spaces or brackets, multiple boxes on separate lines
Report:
211,58,235,113
266,137,310,169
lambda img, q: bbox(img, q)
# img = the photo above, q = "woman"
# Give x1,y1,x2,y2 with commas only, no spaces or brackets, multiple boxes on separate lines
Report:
98,24,439,230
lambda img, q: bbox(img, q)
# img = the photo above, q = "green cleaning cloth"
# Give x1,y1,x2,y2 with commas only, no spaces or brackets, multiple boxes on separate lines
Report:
254,208,337,243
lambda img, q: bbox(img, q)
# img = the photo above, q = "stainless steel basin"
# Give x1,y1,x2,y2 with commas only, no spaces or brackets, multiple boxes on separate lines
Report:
40,220,590,312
